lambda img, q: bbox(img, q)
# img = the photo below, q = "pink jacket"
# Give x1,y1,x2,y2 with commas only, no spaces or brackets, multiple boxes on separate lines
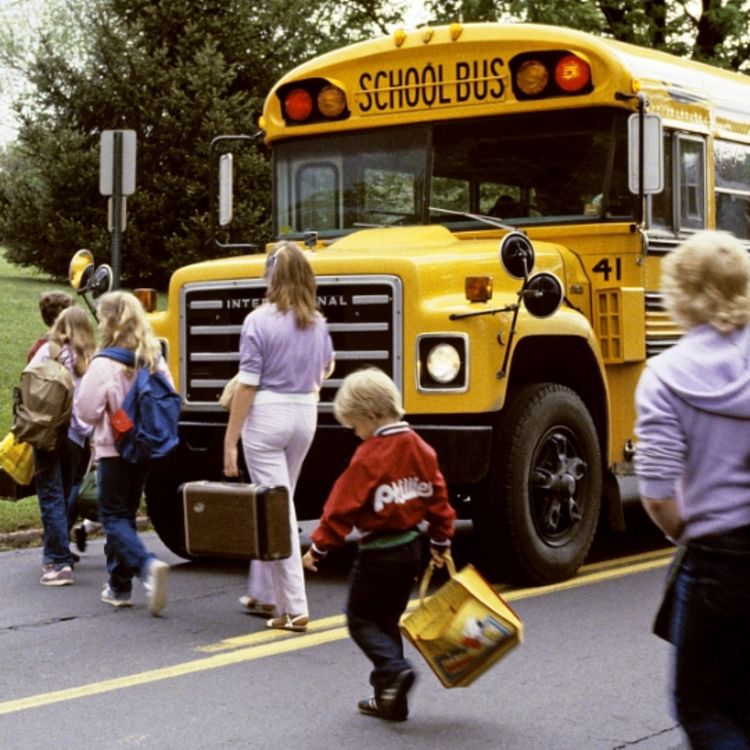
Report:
75,355,173,460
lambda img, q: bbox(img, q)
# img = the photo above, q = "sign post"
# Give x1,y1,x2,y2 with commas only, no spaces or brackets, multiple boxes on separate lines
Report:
100,129,136,289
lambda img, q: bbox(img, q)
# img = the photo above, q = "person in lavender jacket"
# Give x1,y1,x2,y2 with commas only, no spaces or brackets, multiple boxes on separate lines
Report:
224,241,334,633
635,230,750,749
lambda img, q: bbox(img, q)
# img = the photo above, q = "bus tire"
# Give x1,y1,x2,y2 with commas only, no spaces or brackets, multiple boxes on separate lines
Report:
481,382,602,584
144,455,192,559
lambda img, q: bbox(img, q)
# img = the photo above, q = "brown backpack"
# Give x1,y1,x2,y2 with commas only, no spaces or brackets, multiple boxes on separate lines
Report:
12,342,73,451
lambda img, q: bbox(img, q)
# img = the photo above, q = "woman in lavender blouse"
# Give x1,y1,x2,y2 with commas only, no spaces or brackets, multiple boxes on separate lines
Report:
223,241,334,632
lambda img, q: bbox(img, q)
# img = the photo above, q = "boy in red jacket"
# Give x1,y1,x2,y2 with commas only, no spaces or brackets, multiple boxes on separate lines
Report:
302,368,456,721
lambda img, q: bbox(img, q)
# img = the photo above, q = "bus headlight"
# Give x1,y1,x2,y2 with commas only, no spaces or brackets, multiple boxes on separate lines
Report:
427,344,460,383
417,334,468,392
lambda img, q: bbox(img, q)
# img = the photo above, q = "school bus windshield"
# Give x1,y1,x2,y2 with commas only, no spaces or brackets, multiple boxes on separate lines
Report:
274,107,635,238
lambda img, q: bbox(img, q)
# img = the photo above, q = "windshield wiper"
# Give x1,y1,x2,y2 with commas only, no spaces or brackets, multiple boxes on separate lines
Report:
429,206,516,232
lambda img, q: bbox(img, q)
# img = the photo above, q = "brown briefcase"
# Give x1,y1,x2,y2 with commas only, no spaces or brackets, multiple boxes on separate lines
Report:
180,481,291,560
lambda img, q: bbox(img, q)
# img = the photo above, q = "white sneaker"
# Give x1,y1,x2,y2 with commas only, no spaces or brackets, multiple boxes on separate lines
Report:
142,559,169,616
40,564,73,586
101,585,132,608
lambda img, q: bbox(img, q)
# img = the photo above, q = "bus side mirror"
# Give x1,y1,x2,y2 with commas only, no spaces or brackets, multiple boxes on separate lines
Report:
69,249,94,291
628,113,664,195
522,272,563,318
499,231,535,280
218,153,233,226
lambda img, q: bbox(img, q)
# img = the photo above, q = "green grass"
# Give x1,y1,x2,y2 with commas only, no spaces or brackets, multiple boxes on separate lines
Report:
0,254,76,434
0,250,158,536
0,251,76,535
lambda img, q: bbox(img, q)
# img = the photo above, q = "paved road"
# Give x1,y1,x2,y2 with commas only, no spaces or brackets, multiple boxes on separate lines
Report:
0,500,688,749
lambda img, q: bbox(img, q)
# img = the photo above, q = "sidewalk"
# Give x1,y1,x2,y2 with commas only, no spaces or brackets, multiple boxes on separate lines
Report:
0,517,150,549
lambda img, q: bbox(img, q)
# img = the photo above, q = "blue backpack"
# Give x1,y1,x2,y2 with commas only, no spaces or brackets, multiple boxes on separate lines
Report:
97,347,180,464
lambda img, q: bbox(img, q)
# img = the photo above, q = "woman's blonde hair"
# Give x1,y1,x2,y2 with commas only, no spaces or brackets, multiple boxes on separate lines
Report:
264,240,318,328
662,230,750,334
96,291,163,371
333,367,404,425
49,305,96,377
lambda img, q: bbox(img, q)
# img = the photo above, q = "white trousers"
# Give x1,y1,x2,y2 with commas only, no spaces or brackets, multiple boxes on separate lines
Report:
241,401,316,617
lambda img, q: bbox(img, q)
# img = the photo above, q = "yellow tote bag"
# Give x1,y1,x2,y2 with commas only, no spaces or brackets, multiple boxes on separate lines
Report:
0,431,35,486
218,374,240,411
400,552,523,688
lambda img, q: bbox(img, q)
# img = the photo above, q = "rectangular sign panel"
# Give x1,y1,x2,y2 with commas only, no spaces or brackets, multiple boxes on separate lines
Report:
100,129,137,196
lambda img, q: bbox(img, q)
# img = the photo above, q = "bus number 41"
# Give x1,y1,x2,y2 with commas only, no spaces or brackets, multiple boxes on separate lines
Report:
592,257,621,282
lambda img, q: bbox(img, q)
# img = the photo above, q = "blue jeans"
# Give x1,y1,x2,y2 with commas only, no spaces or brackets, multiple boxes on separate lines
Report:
65,439,89,530
97,457,152,595
345,537,423,695
34,444,74,566
671,527,750,749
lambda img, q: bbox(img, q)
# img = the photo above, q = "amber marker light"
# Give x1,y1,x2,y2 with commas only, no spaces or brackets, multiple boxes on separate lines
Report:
134,288,157,312
284,88,314,122
554,54,591,93
465,276,493,303
317,85,346,118
516,59,549,96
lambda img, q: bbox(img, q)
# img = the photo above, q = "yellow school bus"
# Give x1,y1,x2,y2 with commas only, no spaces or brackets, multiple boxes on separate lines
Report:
139,22,750,584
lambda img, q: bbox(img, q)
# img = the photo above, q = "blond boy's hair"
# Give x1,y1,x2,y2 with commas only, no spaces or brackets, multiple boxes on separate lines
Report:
662,230,750,334
333,367,404,425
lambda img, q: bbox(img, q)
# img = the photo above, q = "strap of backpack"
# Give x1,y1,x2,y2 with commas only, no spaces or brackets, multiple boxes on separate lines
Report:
47,341,63,362
96,346,136,368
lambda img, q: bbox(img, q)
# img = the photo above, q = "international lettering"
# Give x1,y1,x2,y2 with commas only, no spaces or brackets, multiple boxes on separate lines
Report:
358,58,505,114
317,295,348,306
227,298,265,309
225,295,347,310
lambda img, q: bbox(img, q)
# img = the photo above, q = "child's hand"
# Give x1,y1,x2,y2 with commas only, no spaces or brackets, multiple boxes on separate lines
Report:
302,549,318,572
430,547,448,568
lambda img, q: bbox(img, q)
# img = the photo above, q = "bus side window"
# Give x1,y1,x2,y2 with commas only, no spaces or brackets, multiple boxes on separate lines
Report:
677,135,706,231
650,132,673,231
715,140,750,241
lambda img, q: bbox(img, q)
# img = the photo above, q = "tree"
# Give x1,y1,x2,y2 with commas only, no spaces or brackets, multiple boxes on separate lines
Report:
425,0,750,72
0,0,404,285
5,0,749,286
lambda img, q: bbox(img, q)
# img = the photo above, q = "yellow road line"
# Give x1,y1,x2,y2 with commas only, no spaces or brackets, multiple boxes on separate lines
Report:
0,548,674,716
506,555,672,601
0,627,348,716
199,547,674,653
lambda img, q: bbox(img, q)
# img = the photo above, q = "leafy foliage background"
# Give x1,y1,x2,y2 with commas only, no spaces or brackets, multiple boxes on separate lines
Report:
0,0,747,286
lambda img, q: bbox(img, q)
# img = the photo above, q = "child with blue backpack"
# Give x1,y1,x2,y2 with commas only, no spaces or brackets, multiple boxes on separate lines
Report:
76,291,173,615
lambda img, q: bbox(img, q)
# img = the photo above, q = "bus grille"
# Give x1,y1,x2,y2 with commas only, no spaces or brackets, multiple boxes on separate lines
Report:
645,291,682,357
180,275,402,411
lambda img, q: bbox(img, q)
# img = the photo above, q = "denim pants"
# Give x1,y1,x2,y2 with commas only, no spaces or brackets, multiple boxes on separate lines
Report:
97,456,152,595
65,439,89,530
670,526,750,749
34,442,75,566
345,536,423,695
